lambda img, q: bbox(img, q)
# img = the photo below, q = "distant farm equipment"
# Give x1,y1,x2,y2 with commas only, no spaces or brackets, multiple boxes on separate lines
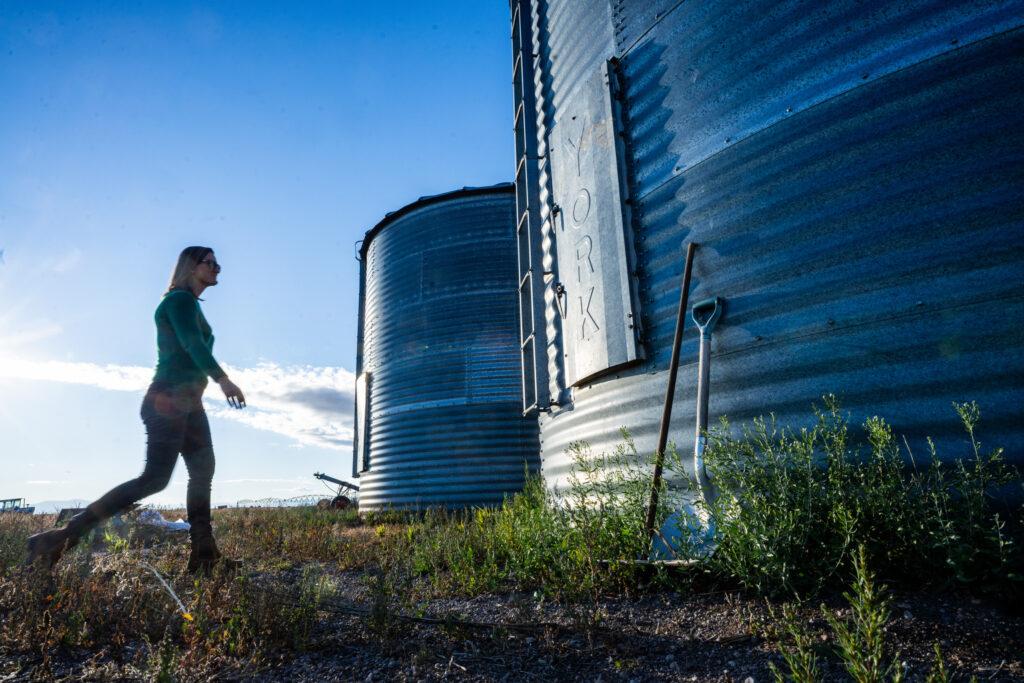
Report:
0,498,34,514
314,472,359,510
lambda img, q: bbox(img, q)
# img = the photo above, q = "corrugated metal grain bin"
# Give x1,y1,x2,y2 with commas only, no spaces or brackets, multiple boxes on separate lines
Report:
510,0,1024,493
352,184,540,510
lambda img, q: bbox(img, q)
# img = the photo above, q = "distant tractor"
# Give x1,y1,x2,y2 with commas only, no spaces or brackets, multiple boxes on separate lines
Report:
0,498,35,514
313,472,359,510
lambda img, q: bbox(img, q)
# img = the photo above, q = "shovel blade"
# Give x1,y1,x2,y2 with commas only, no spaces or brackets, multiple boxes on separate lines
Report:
649,504,719,561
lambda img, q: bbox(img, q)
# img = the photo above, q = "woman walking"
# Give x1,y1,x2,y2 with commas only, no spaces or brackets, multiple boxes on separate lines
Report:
26,246,247,574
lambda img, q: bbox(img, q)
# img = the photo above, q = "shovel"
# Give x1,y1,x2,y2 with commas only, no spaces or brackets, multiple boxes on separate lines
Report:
691,296,723,503
650,297,723,561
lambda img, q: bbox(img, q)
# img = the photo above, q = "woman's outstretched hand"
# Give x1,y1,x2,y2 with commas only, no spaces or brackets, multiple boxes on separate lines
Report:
217,377,246,409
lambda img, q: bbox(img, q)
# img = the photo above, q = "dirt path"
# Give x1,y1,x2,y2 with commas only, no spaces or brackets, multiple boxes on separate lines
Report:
2,561,1021,681
267,586,1023,682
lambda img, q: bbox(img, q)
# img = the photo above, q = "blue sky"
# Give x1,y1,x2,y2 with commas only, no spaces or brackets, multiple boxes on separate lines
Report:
0,1,513,508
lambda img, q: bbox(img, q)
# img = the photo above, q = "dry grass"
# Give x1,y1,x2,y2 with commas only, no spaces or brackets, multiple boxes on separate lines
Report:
0,507,397,679
0,512,51,569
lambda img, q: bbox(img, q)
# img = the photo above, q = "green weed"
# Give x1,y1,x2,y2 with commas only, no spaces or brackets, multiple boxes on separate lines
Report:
150,626,179,683
698,397,1021,597
363,537,415,640
398,433,675,599
825,545,902,682
767,548,957,683
766,602,820,683
925,643,950,683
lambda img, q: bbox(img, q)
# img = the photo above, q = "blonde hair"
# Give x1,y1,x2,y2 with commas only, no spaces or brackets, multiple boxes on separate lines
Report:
166,246,213,295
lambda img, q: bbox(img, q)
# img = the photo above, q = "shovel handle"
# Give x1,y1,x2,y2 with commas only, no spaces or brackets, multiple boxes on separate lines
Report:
691,297,723,335
644,242,698,546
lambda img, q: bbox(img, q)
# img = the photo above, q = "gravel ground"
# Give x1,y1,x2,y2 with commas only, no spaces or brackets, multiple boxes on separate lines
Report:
3,568,1021,682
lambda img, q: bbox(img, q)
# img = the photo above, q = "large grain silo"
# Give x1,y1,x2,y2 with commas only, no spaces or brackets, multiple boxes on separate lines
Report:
509,0,1024,493
352,184,540,510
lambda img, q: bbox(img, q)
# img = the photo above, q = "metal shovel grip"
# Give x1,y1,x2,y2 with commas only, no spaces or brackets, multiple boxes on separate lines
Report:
691,297,722,334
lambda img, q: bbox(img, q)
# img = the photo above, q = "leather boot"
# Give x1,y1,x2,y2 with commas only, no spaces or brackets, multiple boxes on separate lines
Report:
25,505,101,568
187,533,241,575
25,528,73,569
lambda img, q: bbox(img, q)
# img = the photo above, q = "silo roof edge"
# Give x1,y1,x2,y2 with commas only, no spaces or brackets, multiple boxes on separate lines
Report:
359,182,513,260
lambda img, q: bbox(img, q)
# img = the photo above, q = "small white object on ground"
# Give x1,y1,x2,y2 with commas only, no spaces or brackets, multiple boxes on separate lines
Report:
137,508,190,531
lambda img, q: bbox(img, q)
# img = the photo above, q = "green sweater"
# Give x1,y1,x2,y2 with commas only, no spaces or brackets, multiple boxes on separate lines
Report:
152,289,227,386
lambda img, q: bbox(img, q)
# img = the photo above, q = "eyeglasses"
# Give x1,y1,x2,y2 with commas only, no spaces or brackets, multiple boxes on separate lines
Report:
199,258,222,271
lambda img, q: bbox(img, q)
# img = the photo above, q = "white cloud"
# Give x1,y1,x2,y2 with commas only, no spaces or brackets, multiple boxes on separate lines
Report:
204,362,354,450
0,357,151,391
0,357,355,450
